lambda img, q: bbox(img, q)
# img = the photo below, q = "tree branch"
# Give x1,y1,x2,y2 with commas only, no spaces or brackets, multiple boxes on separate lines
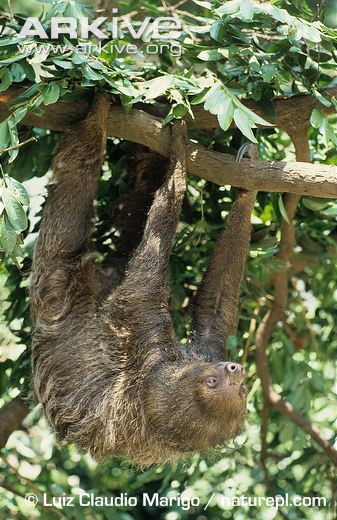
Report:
0,397,29,449
106,108,337,197
0,136,37,154
254,125,337,466
0,88,336,198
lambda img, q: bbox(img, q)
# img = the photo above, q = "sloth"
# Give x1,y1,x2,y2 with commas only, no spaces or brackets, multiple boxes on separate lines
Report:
30,93,256,467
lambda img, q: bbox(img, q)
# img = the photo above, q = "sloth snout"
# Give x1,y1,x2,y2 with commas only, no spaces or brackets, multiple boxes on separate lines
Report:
218,362,246,381
225,362,244,374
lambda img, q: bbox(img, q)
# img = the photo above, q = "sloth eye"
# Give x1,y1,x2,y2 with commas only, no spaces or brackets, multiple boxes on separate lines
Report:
205,377,218,389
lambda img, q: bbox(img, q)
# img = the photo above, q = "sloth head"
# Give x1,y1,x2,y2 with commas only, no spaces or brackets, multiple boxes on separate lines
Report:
144,361,247,453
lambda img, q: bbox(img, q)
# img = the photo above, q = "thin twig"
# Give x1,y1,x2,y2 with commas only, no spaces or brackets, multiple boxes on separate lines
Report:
0,136,37,155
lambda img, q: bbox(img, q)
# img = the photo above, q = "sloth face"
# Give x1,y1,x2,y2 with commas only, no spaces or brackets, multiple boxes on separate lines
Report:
197,361,247,398
144,361,247,453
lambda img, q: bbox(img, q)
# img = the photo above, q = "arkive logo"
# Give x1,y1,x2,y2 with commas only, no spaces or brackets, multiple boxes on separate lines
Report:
17,9,182,41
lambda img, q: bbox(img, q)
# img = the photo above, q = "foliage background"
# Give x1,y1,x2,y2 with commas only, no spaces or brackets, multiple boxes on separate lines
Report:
0,0,336,519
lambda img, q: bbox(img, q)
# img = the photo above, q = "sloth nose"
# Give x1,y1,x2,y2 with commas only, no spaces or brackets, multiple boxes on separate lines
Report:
218,362,245,375
225,362,244,374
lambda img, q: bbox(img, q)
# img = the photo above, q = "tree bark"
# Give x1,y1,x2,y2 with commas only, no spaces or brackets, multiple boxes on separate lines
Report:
0,88,336,197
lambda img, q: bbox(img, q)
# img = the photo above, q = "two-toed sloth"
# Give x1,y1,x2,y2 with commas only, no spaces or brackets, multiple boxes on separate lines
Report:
30,93,256,467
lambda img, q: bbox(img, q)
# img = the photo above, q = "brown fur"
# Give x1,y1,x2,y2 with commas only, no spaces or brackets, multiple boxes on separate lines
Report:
30,93,255,467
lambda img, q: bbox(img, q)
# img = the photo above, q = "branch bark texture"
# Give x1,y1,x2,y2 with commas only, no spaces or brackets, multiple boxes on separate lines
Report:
0,88,336,198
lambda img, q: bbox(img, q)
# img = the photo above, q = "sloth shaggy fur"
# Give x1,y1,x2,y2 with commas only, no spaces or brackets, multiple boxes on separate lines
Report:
30,93,255,466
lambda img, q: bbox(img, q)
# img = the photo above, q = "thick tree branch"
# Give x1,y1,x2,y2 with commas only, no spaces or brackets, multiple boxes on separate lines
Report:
0,88,336,198
106,109,337,197
0,397,29,449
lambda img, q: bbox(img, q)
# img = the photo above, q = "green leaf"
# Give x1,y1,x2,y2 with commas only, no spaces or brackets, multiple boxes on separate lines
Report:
41,83,61,105
278,195,290,224
204,84,227,114
215,0,241,16
301,23,322,43
319,118,337,147
217,98,234,131
331,97,337,112
0,50,33,65
52,58,74,69
310,108,324,129
202,82,271,137
142,75,174,101
210,20,228,42
7,129,19,163
239,0,254,22
5,176,30,206
0,120,10,150
191,88,211,105
249,238,278,258
192,0,212,8
312,90,332,107
0,68,12,92
197,49,224,61
9,249,24,268
161,109,174,126
0,214,17,253
72,52,87,65
321,206,337,217
10,62,26,82
87,61,105,71
12,106,28,125
2,189,28,231
233,108,257,143
81,63,104,82
173,104,188,118
261,64,277,83
239,103,272,127
12,241,24,259
302,198,330,212
11,83,38,103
